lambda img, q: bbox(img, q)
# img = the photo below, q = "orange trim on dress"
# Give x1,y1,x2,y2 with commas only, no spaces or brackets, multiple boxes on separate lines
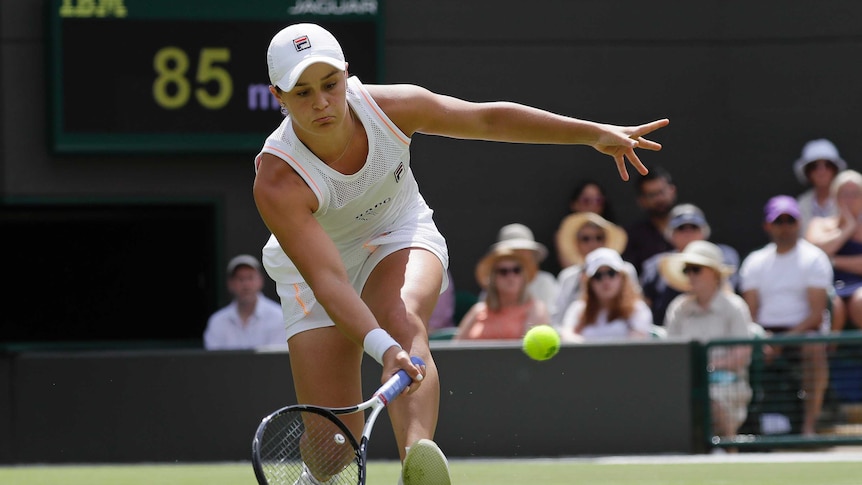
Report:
356,89,410,146
263,145,323,197
293,283,310,315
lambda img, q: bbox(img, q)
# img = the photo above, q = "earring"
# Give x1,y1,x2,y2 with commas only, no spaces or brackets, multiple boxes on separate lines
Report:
280,104,288,116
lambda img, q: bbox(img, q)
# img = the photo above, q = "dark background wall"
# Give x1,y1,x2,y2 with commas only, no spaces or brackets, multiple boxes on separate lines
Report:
0,342,698,463
3,0,862,343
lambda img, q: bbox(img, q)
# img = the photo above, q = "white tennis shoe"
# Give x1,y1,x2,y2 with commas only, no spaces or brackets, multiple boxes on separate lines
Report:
400,439,451,485
295,465,338,485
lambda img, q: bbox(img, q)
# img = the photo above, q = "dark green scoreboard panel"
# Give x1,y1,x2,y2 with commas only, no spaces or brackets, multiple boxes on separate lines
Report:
49,0,382,153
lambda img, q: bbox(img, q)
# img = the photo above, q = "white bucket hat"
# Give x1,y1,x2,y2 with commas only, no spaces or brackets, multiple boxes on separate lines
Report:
793,139,847,185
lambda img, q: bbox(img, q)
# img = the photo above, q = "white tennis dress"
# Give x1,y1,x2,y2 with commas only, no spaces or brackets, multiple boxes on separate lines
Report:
255,77,449,338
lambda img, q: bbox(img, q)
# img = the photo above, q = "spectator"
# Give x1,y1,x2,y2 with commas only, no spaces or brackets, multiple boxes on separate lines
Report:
491,223,559,312
794,139,847,233
740,195,833,436
622,166,677,275
807,170,862,331
558,247,653,342
552,212,635,325
428,269,457,335
641,203,740,325
566,179,616,222
455,246,549,340
660,241,755,446
203,254,287,350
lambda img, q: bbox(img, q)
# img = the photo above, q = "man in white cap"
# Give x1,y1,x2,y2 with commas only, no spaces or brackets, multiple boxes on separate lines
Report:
203,254,286,350
793,139,847,233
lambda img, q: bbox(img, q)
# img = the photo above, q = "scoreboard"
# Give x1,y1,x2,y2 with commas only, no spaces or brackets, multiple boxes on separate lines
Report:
48,0,383,153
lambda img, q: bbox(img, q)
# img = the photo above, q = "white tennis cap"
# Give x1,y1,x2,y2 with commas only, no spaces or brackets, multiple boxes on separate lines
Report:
267,23,346,91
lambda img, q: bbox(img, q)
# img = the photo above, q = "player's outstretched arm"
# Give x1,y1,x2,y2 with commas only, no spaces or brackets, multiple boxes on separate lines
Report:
370,83,668,180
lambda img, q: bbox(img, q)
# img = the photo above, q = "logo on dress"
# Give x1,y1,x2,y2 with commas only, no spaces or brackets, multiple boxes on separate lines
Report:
293,36,311,52
394,162,404,183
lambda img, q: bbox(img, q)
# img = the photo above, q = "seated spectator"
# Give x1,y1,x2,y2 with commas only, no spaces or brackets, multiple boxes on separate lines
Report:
741,195,833,436
552,212,635,325
428,269,457,335
794,139,847,233
807,169,862,331
566,179,616,222
641,203,740,325
660,241,755,447
489,223,559,312
558,247,653,343
203,254,287,350
455,246,549,341
622,166,677,276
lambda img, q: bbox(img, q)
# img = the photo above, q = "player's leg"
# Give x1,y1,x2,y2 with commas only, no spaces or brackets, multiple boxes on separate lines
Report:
288,321,365,480
361,247,444,457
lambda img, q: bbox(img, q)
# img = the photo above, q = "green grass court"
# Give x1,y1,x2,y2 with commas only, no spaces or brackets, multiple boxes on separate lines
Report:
1,456,860,485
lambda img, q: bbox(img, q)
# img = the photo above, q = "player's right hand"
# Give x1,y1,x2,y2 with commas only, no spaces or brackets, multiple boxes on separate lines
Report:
382,347,425,394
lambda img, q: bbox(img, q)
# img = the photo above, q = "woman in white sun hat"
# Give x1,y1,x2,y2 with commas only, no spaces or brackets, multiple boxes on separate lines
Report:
253,22,668,484
794,138,847,232
558,247,653,342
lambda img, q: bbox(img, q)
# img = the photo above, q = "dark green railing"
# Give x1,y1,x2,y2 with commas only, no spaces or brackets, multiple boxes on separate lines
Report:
701,330,862,450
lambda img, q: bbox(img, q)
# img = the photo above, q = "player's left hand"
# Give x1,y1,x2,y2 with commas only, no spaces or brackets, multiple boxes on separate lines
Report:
593,118,669,181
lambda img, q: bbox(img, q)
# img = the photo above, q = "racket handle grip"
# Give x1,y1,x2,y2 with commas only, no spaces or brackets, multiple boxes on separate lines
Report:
377,356,426,404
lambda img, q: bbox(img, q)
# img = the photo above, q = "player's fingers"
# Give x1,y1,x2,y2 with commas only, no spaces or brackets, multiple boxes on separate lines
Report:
634,137,663,151
627,151,649,176
637,118,670,135
615,156,629,181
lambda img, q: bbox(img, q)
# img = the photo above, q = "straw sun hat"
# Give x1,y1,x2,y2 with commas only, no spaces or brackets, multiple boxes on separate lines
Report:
555,212,627,266
658,240,735,292
491,223,548,262
474,246,538,288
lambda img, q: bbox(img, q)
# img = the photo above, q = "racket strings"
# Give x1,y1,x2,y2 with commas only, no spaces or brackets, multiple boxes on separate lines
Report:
258,409,360,484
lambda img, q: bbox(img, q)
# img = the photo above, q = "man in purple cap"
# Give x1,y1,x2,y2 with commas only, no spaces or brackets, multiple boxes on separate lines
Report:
739,195,835,436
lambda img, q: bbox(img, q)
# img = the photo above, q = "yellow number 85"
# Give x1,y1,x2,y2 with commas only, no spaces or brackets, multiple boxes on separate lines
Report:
153,47,233,110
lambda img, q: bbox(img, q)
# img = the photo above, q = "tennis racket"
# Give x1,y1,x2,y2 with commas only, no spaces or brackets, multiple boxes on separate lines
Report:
252,356,425,485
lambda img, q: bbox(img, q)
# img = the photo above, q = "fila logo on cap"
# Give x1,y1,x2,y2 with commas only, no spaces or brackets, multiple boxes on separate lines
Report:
293,35,311,52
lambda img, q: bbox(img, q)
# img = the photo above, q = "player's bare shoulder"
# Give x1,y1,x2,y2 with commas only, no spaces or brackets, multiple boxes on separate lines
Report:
254,153,319,213
364,84,436,136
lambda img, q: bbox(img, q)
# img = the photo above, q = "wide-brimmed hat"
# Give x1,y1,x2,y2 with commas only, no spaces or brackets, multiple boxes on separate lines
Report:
555,212,627,266
491,223,548,262
793,138,847,185
658,240,735,292
475,246,538,288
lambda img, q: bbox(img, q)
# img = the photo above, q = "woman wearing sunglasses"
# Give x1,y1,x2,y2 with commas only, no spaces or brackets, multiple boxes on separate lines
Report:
558,247,653,342
455,247,549,340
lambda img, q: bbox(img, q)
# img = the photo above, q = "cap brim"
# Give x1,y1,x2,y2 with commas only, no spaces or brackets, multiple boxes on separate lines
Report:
273,56,346,91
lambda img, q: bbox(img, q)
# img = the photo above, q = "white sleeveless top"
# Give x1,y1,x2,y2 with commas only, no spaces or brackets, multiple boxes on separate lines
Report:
255,77,448,325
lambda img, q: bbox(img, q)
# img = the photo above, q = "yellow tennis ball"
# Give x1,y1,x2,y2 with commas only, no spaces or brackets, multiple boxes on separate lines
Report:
522,325,560,361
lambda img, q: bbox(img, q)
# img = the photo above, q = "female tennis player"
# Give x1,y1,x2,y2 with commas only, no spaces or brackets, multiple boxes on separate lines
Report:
253,23,668,485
